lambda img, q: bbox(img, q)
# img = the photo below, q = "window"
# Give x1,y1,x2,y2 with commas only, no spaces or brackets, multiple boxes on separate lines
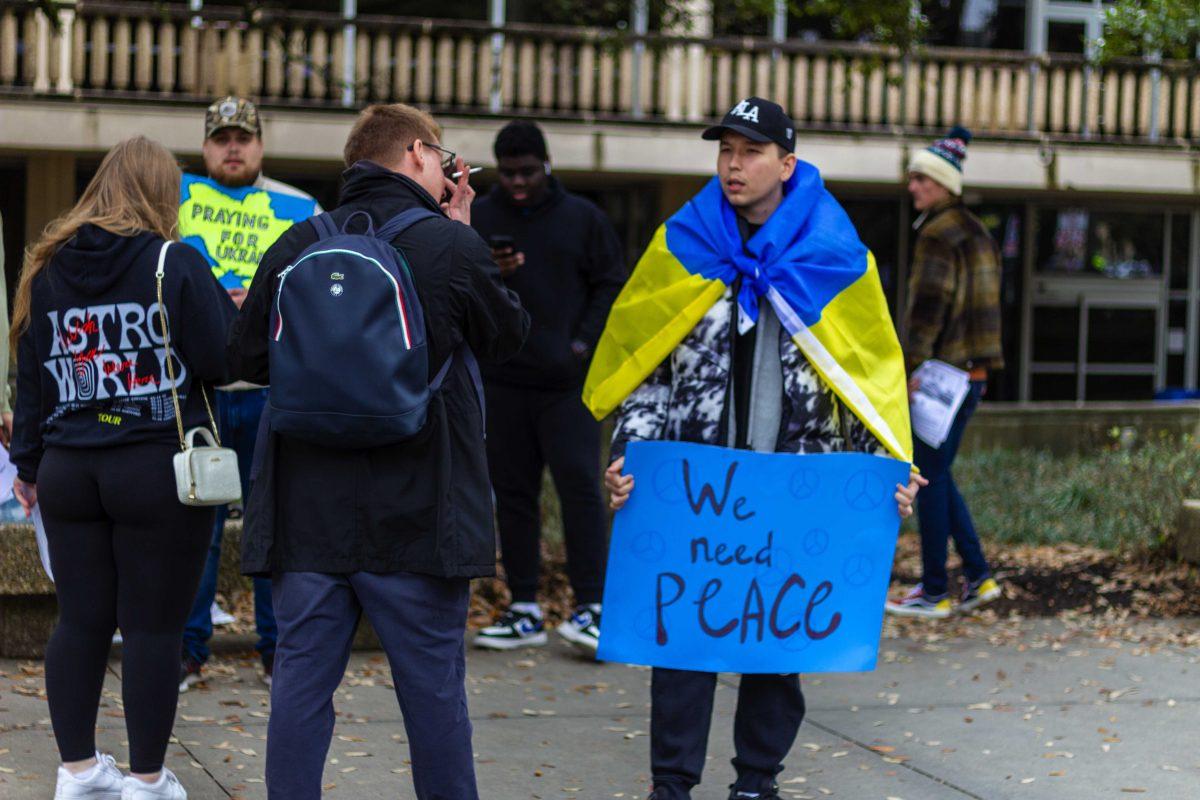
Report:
1036,208,1164,279
1086,308,1155,364
1046,21,1087,54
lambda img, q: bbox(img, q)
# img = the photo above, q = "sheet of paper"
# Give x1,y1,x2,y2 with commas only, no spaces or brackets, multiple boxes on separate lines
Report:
597,441,910,674
32,505,53,583
0,444,17,505
910,360,971,448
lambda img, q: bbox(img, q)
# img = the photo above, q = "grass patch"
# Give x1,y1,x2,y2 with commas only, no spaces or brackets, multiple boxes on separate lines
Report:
533,435,1200,554
947,436,1200,551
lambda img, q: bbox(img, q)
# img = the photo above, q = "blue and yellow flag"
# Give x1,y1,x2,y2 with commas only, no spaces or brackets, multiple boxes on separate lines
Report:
583,162,912,463
178,174,318,289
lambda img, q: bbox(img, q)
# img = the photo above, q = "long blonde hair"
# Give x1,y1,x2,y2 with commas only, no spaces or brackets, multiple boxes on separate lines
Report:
10,136,181,352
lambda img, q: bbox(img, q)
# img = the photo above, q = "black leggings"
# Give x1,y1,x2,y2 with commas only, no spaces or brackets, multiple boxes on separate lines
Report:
39,443,213,773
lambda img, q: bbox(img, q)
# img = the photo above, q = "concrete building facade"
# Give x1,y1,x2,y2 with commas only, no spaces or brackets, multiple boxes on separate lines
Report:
2,0,1198,402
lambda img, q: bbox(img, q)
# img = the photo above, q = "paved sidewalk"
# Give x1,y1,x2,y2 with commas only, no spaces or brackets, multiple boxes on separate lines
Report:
1,616,1196,799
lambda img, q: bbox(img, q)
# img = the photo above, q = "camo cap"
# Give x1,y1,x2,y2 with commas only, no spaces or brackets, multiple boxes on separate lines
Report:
205,96,262,139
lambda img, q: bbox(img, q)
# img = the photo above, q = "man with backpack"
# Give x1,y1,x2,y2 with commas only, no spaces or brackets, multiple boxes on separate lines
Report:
226,103,529,800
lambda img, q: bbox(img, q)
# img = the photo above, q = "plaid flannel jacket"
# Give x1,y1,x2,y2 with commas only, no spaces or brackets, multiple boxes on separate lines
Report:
902,200,1004,374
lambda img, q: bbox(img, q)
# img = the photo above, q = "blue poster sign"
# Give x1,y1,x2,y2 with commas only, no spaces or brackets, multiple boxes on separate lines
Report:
597,441,911,674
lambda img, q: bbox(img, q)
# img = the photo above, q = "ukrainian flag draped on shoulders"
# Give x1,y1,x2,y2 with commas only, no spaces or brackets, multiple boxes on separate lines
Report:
583,161,913,464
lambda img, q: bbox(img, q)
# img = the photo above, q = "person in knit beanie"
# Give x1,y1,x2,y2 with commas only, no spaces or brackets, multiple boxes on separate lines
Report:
887,125,1005,620
908,125,971,196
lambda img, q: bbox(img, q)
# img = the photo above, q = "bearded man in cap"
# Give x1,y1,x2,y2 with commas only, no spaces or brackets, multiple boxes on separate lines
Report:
178,96,322,691
886,126,1004,620
593,97,923,800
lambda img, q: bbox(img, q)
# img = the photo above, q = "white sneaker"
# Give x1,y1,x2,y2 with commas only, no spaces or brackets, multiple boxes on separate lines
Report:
473,608,548,650
55,752,123,799
209,602,236,626
121,768,186,800
557,604,601,655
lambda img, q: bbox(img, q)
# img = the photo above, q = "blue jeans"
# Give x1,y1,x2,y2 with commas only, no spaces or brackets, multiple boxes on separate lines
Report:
266,571,476,800
182,389,277,664
913,380,990,599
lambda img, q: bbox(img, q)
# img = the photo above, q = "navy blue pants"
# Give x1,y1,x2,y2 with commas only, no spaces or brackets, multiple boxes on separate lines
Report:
650,668,805,798
183,388,276,664
265,571,477,800
913,380,991,598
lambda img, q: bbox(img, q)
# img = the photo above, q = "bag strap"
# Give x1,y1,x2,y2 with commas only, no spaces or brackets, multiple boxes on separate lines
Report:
429,344,486,430
154,241,220,451
310,212,339,239
375,207,440,242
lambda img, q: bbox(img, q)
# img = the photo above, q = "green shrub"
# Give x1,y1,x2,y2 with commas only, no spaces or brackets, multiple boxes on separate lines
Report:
534,435,1200,553
948,435,1200,551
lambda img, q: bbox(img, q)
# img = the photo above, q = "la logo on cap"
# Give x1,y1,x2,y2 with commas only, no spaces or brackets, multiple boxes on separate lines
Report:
731,99,760,123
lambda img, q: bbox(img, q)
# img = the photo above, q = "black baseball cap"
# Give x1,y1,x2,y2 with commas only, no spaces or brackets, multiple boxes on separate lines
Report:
702,96,796,153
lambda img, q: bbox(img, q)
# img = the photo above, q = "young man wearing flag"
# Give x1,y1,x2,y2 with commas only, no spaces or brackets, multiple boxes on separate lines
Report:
590,97,924,800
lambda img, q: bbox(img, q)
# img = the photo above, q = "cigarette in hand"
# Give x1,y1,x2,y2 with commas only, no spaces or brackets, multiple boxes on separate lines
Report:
451,166,483,180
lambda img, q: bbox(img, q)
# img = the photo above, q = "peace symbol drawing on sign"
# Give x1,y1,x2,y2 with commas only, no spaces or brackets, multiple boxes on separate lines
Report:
843,470,887,511
788,468,820,500
629,530,666,563
651,459,688,504
802,528,830,557
842,554,874,587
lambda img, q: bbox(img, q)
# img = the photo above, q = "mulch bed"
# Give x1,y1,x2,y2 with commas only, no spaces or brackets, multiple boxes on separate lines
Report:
223,536,1200,634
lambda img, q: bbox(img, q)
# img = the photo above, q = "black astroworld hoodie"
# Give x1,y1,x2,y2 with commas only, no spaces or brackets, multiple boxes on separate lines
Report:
470,178,626,389
10,224,237,483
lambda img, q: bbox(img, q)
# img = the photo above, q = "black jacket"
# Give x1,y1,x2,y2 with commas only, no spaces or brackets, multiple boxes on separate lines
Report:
470,179,625,389
228,162,529,578
11,225,235,482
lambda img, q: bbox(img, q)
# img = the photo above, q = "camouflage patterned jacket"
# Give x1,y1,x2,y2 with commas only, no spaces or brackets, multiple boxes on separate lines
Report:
610,286,886,461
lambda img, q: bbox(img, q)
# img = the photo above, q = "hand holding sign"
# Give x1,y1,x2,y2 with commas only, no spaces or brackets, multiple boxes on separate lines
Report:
606,456,634,510
599,441,912,674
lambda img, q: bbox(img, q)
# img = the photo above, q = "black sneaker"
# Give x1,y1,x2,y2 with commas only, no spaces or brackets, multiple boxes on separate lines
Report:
557,604,601,654
473,608,548,650
178,657,203,693
728,782,780,800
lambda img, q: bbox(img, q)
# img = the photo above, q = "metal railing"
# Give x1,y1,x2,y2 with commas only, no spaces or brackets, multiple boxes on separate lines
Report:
2,0,1197,144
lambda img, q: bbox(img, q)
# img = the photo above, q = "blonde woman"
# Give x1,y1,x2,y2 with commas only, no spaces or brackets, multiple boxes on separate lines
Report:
10,137,236,800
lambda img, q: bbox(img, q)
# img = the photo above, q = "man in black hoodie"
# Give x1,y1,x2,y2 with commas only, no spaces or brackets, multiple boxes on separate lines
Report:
470,121,626,654
227,104,528,800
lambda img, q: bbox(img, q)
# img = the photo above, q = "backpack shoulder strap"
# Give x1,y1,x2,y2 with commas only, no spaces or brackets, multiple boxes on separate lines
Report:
311,212,339,239
375,207,441,242
429,345,486,431
311,212,339,240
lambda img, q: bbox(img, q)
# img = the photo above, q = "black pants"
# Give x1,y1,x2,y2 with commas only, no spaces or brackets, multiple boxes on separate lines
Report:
651,668,806,798
38,443,213,773
485,382,607,605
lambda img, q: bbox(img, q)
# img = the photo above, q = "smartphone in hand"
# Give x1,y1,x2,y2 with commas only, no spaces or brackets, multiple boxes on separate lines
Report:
488,234,515,253
487,234,522,277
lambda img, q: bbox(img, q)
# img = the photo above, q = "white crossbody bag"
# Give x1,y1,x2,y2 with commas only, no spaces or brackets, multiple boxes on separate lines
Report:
155,242,242,507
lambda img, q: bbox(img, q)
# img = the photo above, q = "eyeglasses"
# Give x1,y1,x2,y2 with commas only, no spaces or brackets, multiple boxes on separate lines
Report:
408,141,456,172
